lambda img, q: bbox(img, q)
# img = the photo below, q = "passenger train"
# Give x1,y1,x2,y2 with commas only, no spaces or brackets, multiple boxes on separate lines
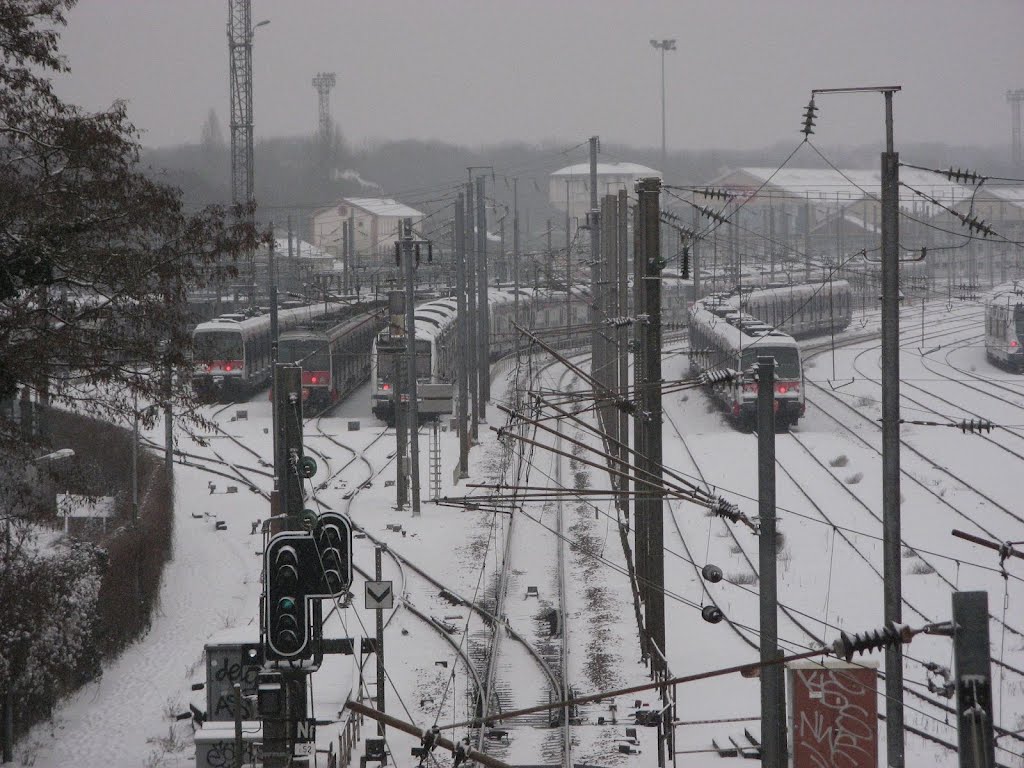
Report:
278,306,385,407
192,302,356,400
722,280,853,338
688,296,805,429
983,281,1024,371
369,281,695,424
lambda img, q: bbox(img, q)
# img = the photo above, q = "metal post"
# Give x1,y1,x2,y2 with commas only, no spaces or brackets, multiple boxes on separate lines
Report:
466,181,478,442
2,689,11,763
632,200,647,606
234,683,244,768
375,546,387,747
163,362,173,484
691,202,701,300
349,208,357,294
273,364,304,528
588,138,602,471
476,176,489,418
566,181,572,329
757,356,783,768
637,177,665,673
402,220,421,516
132,394,139,525
952,591,995,768
604,195,618,457
880,89,904,768
392,291,409,511
617,190,630,514
455,195,469,478
513,179,520,360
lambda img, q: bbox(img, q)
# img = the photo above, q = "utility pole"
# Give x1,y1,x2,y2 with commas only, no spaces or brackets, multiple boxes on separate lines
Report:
465,181,479,442
603,194,618,457
349,207,357,294
952,591,994,768
632,199,647,612
513,179,520,359
376,545,387,747
879,87,904,768
455,194,469,478
476,175,489,418
588,137,602,442
691,202,701,301
391,291,409,510
637,177,666,768
636,177,665,670
402,219,422,516
756,356,784,768
617,189,630,511
566,180,572,330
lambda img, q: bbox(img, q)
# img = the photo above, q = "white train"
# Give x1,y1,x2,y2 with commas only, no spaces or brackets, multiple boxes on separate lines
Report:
721,280,852,338
688,295,805,429
983,281,1024,371
192,302,348,400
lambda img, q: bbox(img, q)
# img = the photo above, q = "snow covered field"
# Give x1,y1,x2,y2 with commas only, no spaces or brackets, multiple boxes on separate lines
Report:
21,299,1024,768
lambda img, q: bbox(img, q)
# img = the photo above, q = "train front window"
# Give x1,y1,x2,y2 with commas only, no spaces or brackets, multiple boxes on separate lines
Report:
740,347,800,379
281,340,329,370
194,331,242,362
378,341,431,382
1014,306,1024,341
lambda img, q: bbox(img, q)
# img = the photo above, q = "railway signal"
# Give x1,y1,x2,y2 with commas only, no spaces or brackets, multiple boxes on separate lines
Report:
263,512,353,661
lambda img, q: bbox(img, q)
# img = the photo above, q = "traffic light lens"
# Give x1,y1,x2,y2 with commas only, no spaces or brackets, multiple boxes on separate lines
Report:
278,596,296,612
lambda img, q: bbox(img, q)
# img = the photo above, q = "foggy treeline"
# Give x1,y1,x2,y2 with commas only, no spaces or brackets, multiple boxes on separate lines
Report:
144,114,1017,241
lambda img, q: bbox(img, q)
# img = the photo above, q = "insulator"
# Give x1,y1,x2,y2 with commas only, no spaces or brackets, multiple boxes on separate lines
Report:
831,621,908,661
680,245,690,279
801,98,818,137
701,604,724,624
701,368,737,385
701,564,723,583
394,241,401,266
712,496,742,523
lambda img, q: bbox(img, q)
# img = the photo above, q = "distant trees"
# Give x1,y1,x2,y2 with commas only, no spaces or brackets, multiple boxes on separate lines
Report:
0,0,261,444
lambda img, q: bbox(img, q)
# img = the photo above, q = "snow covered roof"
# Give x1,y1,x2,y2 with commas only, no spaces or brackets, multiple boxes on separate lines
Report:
346,197,423,218
551,161,661,178
269,237,331,260
727,167,974,218
980,186,1024,210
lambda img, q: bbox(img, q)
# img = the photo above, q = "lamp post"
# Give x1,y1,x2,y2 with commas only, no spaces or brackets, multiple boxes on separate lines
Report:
649,39,676,171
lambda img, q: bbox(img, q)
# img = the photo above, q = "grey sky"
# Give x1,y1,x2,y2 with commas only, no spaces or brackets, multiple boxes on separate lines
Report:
54,0,1024,152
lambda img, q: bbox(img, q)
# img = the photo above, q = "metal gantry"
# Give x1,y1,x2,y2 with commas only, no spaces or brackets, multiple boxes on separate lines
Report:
1007,89,1024,166
227,0,254,207
312,72,337,142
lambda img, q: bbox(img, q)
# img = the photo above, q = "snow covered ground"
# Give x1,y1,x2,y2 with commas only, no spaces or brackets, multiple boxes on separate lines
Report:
21,298,1024,767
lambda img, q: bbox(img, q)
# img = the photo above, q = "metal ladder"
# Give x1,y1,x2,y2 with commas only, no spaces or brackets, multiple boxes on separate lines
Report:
428,421,442,499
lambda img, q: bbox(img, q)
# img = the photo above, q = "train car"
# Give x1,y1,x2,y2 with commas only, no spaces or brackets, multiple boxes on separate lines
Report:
192,302,347,401
725,280,852,338
370,297,460,424
983,281,1024,371
688,296,805,429
278,308,385,407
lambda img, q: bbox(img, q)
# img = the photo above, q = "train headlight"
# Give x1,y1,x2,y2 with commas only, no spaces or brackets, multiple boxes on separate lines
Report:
225,364,233,372
310,376,318,384
1012,340,1019,348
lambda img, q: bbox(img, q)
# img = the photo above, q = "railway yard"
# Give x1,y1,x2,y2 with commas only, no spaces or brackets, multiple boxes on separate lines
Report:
17,296,1023,768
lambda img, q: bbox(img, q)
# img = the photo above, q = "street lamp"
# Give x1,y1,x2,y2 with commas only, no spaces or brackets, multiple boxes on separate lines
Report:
649,38,676,172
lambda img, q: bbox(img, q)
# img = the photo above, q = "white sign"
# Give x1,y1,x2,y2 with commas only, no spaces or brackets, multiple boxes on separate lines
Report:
56,494,114,518
365,580,394,610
